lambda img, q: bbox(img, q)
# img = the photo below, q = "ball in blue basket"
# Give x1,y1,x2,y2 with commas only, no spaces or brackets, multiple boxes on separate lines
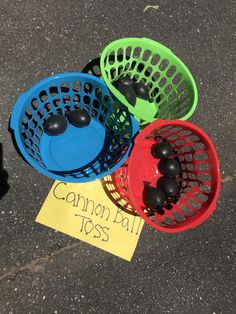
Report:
158,158,181,177
157,176,179,198
116,84,136,106
152,142,174,160
143,185,166,211
67,109,91,128
134,82,150,101
43,114,67,136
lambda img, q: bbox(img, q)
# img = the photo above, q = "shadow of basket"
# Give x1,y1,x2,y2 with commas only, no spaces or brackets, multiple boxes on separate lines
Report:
82,56,101,78
0,143,10,199
82,55,123,79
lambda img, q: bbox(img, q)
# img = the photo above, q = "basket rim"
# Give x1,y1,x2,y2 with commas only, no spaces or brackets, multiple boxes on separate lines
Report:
10,72,110,130
19,72,107,98
127,119,221,233
100,37,198,123
10,72,139,183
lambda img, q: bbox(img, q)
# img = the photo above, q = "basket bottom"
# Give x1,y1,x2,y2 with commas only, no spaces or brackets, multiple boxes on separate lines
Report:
131,139,161,189
40,120,105,171
133,98,157,122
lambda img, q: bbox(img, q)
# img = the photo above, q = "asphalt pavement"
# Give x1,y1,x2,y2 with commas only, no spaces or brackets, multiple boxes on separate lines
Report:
0,0,235,313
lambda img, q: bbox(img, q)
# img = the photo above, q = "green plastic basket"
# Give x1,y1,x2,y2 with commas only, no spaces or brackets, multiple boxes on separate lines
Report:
100,37,198,125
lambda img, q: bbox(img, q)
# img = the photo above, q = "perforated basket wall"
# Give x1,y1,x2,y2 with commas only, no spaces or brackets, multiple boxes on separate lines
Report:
111,120,221,233
101,159,136,216
101,37,198,125
10,73,138,182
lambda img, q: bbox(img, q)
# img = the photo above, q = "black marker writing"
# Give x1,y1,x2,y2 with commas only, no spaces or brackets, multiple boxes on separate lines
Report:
113,207,129,231
75,214,110,241
75,214,90,232
102,227,110,242
136,217,143,235
53,182,67,200
94,224,102,239
53,184,140,237
130,215,136,233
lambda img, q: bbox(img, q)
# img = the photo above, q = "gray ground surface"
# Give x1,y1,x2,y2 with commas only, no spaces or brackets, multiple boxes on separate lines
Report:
0,0,235,313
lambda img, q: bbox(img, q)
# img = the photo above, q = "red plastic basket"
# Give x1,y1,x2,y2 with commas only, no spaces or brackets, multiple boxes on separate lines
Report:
111,120,221,233
102,159,137,216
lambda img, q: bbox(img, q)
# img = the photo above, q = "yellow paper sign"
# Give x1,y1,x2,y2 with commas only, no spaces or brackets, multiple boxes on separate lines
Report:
36,180,144,261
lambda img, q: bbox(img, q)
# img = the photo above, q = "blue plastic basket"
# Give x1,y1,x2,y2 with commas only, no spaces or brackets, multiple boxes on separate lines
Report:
10,73,139,182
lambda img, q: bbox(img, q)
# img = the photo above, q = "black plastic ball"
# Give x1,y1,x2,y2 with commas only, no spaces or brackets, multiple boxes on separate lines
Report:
157,176,179,198
143,185,166,211
116,84,136,106
43,114,67,136
117,75,135,87
67,109,91,128
152,142,174,160
158,158,181,177
134,82,149,100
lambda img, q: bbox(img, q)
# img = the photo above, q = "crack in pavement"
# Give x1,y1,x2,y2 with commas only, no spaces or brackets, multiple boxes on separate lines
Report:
0,242,80,284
